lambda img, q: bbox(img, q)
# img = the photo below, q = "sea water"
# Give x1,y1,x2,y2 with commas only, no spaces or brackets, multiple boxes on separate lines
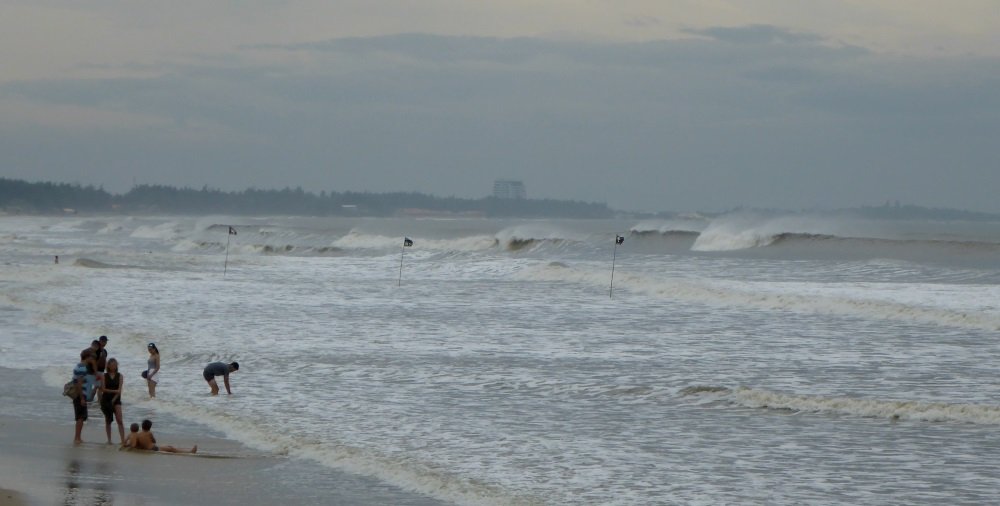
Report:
3,213,1000,505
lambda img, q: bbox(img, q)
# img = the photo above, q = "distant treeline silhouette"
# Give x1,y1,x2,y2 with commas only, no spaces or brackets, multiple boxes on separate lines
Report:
0,178,613,218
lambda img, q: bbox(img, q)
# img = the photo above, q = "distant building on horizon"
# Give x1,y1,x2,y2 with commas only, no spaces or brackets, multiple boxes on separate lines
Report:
493,180,527,200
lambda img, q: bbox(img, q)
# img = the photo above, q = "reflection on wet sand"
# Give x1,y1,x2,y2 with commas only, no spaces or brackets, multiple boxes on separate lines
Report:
62,456,113,506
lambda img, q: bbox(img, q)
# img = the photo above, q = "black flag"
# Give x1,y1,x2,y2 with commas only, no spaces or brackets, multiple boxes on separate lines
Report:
616,235,624,245
229,226,237,236
403,237,413,247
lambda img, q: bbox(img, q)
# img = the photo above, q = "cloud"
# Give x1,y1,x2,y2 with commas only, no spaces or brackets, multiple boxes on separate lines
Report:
625,16,661,29
682,24,826,45
1,28,998,212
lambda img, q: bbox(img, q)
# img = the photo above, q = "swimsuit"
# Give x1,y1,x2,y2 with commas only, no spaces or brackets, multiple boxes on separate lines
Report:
100,373,121,422
146,357,158,383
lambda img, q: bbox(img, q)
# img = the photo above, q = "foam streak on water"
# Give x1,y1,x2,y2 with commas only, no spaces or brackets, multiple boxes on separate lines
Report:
4,215,1000,505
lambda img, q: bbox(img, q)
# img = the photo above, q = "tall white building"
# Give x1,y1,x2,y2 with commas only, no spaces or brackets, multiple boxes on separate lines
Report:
493,180,527,199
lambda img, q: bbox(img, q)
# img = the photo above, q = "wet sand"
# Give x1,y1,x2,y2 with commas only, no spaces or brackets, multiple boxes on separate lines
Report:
0,488,26,506
0,414,287,505
0,366,446,506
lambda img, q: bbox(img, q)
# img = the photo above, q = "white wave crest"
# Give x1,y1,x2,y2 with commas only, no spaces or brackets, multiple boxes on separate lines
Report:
681,385,1000,424
97,223,124,234
331,230,497,252
691,228,776,251
734,387,1000,424
332,231,409,250
690,213,878,252
130,222,183,240
630,217,708,234
517,263,1000,331
73,258,116,268
494,224,582,244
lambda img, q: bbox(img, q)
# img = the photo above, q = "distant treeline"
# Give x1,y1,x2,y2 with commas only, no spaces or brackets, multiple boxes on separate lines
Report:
0,178,614,218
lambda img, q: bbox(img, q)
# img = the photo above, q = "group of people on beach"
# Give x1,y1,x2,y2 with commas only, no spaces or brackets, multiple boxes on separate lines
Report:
68,335,239,451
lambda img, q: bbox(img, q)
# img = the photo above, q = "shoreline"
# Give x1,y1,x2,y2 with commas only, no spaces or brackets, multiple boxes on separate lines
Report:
0,489,25,506
0,412,279,505
0,364,446,505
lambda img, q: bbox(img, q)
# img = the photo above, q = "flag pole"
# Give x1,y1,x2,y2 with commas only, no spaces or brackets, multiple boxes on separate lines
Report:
398,237,413,286
224,230,232,277
224,226,236,277
610,234,624,298
398,243,405,286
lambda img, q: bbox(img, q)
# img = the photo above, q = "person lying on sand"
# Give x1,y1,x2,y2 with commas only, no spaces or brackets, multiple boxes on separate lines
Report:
126,420,197,454
123,423,140,448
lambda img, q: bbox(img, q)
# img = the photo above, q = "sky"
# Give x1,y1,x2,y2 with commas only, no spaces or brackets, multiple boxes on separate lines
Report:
1,1,998,213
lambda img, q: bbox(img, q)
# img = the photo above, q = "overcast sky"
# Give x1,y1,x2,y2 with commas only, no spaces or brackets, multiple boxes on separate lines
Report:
1,1,998,213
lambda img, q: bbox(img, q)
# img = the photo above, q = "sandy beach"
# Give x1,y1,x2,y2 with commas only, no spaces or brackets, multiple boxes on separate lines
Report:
0,413,281,505
0,365,444,506
0,489,25,506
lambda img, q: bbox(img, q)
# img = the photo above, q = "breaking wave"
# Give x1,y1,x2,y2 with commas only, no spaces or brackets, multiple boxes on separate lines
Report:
73,258,125,269
681,385,1000,425
503,237,572,252
26,214,1000,267
173,240,346,256
130,222,185,240
332,231,498,253
674,212,1000,266
628,230,701,239
493,225,584,253
695,230,1000,254
630,216,709,235
518,262,1000,331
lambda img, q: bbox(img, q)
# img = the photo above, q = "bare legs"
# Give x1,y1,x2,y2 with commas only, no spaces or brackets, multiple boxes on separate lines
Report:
114,405,125,444
147,379,156,398
160,445,198,454
105,405,126,445
207,378,219,395
74,419,84,445
73,396,86,444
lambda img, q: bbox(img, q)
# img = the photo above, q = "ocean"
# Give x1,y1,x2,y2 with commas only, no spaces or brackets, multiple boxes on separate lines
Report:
3,212,1000,505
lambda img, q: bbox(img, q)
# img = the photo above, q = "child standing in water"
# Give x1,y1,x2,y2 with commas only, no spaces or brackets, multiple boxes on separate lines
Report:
145,343,160,398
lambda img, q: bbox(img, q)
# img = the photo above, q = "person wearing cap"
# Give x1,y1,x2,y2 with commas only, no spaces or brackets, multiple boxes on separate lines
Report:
145,343,160,398
95,335,109,374
202,361,239,395
94,335,109,390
